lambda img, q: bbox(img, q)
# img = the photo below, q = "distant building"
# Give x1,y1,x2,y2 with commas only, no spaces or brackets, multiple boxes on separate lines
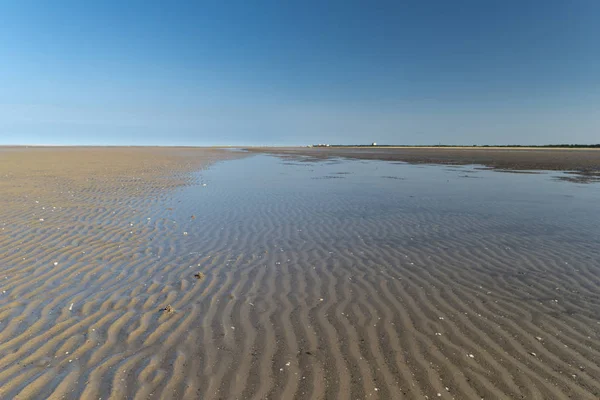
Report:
372,142,377,146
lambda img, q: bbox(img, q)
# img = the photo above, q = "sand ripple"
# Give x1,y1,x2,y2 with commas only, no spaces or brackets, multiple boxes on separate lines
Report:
1,150,599,399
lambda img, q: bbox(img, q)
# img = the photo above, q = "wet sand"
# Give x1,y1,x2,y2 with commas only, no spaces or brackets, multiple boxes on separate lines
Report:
0,146,242,208
0,147,245,398
1,147,600,399
246,146,600,175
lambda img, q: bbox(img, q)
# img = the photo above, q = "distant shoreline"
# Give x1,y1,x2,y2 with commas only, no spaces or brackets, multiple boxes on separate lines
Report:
307,144,600,149
245,146,600,181
1,144,599,149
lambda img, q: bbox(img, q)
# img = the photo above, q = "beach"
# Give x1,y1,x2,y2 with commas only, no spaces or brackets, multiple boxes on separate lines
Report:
1,147,600,399
246,146,600,177
0,147,244,398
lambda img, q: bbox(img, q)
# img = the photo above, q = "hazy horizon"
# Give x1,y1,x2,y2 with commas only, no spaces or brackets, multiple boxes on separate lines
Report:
1,1,599,146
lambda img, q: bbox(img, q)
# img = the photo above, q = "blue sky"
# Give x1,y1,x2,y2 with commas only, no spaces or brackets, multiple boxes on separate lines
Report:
1,1,598,145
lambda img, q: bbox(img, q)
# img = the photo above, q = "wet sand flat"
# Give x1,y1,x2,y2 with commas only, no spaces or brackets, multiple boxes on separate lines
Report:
1,148,600,399
0,147,244,398
0,146,243,210
246,146,600,174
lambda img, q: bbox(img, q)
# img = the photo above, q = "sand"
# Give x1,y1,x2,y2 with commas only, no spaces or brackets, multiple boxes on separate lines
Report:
0,147,244,399
1,147,600,399
246,146,600,176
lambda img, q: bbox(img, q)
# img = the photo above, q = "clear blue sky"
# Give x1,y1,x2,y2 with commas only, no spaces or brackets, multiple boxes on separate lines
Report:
1,1,598,146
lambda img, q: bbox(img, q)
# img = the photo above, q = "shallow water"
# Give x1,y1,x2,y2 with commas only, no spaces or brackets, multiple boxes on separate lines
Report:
2,154,600,399
154,154,600,399
177,155,600,253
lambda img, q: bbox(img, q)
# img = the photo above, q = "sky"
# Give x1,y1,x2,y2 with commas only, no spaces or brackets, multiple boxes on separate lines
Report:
0,0,599,146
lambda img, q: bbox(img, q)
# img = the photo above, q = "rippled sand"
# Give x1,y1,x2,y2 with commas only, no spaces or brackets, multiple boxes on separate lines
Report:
1,148,600,399
0,147,244,398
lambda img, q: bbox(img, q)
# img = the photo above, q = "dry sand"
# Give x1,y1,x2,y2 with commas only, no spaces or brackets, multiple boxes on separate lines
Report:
1,147,600,399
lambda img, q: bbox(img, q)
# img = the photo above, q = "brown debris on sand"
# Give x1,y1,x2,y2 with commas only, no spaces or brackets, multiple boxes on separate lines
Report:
160,305,175,314
194,272,205,280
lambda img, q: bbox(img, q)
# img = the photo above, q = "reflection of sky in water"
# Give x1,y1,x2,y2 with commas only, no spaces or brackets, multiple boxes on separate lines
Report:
169,154,600,251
